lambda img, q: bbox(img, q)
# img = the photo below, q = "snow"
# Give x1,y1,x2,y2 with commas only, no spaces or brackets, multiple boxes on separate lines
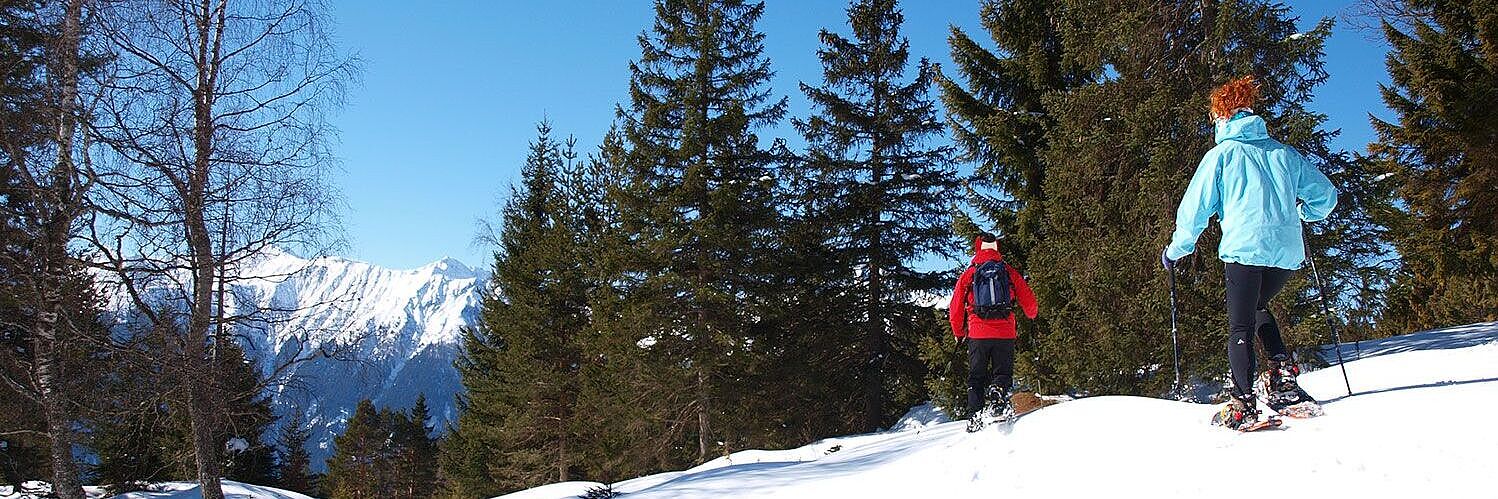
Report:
0,481,307,499
111,481,314,499
496,322,1498,498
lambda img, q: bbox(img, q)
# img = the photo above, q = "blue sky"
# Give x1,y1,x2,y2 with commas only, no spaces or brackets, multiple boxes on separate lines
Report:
326,1,1392,270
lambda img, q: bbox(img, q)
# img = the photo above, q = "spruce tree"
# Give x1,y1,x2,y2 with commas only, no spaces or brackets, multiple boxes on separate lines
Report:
1369,0,1498,329
392,395,436,497
439,122,595,496
217,343,277,486
792,0,958,431
275,409,315,495
325,400,384,499
607,0,789,468
931,0,1392,398
935,0,1095,266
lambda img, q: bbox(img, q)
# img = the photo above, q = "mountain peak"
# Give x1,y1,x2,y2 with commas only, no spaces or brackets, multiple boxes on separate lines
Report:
421,256,476,279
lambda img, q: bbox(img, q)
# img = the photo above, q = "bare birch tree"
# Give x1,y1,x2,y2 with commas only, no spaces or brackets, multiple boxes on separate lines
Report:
0,1,98,497
84,0,355,497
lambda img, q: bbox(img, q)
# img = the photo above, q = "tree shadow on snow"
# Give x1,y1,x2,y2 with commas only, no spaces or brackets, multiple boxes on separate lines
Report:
1318,322,1498,364
1320,376,1498,404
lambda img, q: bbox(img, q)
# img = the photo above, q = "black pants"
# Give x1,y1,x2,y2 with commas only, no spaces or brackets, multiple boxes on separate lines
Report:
1225,262,1293,399
967,338,1015,414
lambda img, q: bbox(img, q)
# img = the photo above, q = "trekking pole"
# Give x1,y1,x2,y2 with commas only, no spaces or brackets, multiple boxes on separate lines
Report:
1304,227,1353,397
1167,266,1182,397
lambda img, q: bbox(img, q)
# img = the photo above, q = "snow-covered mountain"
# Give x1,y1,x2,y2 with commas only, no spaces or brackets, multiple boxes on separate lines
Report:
104,248,485,470
498,322,1498,498
241,250,483,467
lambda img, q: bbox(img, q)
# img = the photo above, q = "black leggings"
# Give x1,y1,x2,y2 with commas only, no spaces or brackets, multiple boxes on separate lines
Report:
967,338,1015,413
1224,262,1293,399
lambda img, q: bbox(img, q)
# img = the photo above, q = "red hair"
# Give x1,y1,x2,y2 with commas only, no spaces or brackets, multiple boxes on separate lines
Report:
1210,76,1261,121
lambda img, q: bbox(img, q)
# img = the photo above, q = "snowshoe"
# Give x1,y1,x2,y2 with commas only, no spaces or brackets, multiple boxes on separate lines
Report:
1256,361,1323,418
965,414,986,433
1210,395,1281,432
964,386,1014,433
985,386,1015,422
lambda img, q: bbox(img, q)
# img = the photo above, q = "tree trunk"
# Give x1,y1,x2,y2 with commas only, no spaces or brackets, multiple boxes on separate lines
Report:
696,367,709,463
183,1,227,496
35,1,88,497
35,297,84,499
863,106,889,431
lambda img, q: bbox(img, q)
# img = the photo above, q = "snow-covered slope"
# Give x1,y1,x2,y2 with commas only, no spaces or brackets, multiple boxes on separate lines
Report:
500,322,1498,498
104,249,485,470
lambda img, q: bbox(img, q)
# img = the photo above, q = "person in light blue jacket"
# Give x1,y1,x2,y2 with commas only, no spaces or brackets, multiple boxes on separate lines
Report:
1162,76,1337,428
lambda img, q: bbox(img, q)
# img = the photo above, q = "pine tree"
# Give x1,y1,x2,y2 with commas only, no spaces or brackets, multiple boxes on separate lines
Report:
791,0,958,431
275,409,315,495
327,398,437,498
1369,0,1498,329
605,0,790,469
89,322,183,490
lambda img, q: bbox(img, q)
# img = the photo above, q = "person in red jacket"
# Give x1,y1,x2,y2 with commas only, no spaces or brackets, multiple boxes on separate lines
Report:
949,232,1038,428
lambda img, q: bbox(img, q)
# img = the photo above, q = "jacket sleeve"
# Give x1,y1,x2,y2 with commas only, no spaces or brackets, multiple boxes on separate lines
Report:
949,268,972,337
1009,266,1038,320
1166,150,1223,261
1295,153,1338,222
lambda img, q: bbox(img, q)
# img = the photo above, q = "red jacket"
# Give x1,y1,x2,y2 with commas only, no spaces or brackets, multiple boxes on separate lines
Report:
949,239,1038,339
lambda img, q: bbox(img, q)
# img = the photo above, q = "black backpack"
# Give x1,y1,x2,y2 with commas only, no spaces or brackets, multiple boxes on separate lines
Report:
970,260,1014,320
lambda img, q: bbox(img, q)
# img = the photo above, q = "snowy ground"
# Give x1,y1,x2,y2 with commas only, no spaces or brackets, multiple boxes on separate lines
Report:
0,480,311,499
498,321,1498,499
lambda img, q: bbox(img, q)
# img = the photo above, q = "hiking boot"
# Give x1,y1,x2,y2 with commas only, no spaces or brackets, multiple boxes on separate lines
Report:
1265,358,1302,394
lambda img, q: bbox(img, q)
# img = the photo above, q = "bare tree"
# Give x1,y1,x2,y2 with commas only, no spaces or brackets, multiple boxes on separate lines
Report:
0,1,96,497
84,0,355,497
1344,0,1429,34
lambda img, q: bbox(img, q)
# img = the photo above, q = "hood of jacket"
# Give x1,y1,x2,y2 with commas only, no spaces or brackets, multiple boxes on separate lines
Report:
1215,112,1270,144
971,237,1003,265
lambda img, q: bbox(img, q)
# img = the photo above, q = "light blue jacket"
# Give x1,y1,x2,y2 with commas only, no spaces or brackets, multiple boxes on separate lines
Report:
1166,112,1337,270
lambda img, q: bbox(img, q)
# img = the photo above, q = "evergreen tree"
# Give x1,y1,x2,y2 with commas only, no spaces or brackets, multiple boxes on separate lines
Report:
1369,0,1498,329
931,0,1392,398
605,0,790,469
391,395,437,497
439,122,595,496
327,399,437,499
325,400,385,499
935,0,1095,266
930,0,1097,402
791,0,957,431
217,343,277,486
89,322,184,491
275,409,315,495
